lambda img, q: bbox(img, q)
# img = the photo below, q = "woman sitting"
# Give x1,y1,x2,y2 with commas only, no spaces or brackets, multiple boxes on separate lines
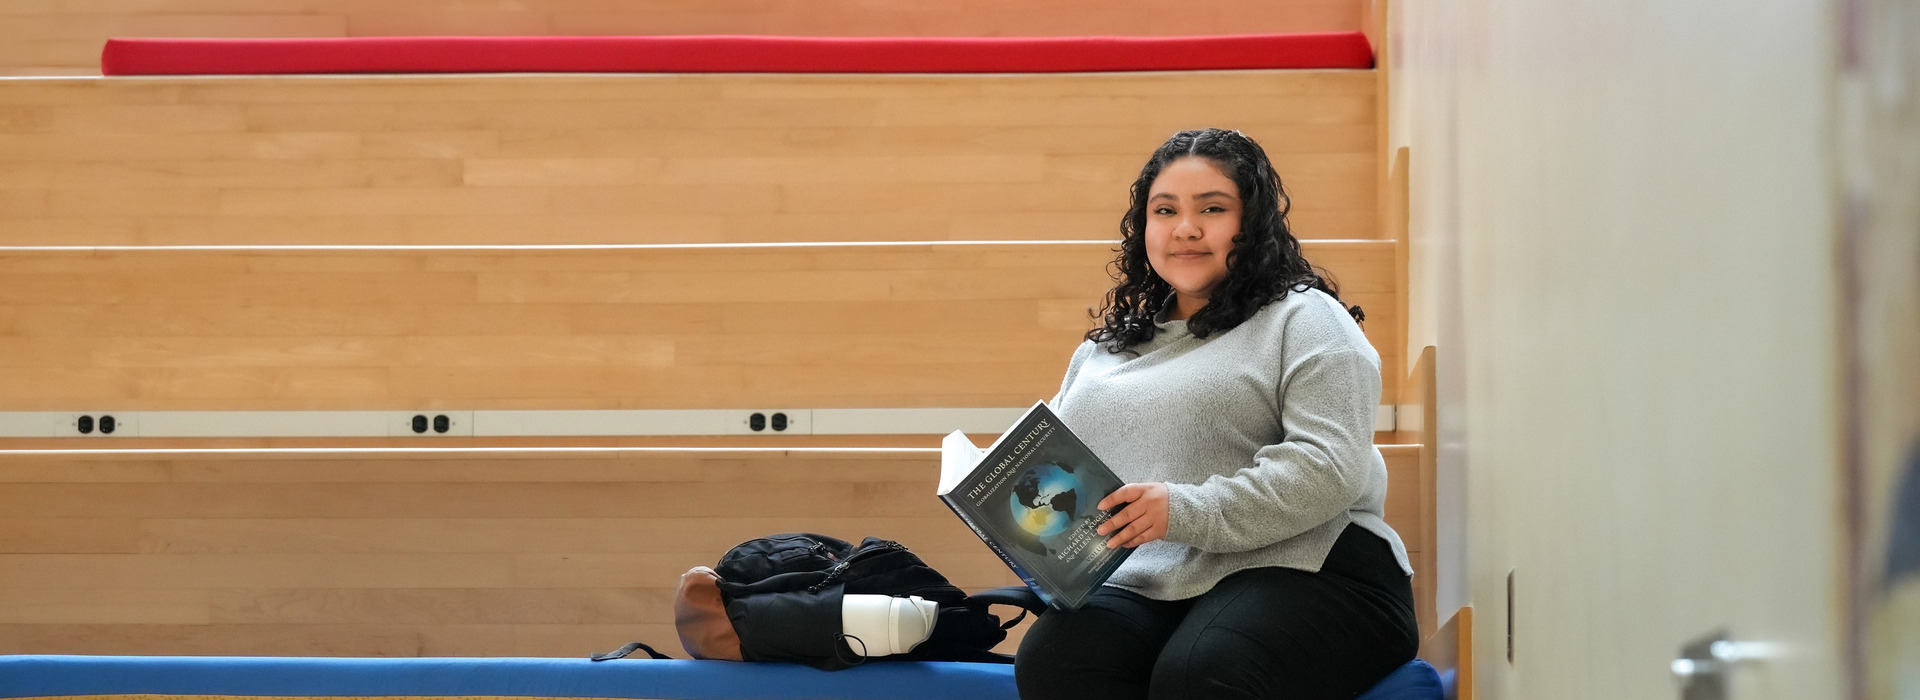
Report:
1015,128,1418,700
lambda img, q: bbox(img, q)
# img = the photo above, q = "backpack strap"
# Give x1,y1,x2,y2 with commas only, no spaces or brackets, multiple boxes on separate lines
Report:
588,640,673,662
963,585,1048,630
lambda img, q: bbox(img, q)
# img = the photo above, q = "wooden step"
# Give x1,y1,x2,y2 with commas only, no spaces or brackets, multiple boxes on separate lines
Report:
0,442,1427,657
0,71,1378,244
0,240,1400,411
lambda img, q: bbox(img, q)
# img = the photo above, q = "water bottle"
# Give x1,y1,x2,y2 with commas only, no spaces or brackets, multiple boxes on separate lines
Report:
840,594,939,657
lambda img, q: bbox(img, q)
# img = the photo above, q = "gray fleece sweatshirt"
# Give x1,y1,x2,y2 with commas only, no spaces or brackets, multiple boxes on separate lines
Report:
1052,288,1412,601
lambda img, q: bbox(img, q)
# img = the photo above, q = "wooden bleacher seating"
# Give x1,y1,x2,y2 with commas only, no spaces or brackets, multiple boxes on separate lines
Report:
0,243,1393,412
0,8,1458,694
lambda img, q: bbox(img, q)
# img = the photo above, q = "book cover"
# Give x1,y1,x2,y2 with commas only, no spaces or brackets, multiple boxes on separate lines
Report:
937,401,1132,611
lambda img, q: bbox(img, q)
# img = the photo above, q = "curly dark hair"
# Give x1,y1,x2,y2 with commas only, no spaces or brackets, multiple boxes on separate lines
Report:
1086,128,1363,352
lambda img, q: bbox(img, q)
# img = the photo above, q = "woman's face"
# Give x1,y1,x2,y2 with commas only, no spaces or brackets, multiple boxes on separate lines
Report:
1144,156,1240,320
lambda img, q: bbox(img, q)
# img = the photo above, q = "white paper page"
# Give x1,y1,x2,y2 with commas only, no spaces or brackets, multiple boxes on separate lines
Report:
937,430,984,496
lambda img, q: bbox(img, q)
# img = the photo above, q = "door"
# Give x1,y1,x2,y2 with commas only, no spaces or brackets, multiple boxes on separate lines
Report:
1398,0,1850,697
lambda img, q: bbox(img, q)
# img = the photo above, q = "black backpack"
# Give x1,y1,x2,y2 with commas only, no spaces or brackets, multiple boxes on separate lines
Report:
592,533,1044,670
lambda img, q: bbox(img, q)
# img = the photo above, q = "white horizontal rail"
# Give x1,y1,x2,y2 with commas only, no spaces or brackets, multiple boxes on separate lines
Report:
0,406,1395,439
0,408,1029,439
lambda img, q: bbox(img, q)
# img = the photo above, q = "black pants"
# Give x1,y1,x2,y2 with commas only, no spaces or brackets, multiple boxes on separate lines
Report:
1015,524,1418,700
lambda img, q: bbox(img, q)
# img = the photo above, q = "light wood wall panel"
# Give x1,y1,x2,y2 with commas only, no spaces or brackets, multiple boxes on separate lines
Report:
0,241,1400,411
0,0,1365,75
0,444,1425,656
0,72,1380,244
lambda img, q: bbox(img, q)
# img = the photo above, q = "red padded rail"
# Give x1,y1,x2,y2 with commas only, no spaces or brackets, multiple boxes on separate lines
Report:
100,33,1372,75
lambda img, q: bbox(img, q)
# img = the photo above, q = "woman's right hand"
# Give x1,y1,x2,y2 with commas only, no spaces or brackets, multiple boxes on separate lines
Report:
1096,482,1170,549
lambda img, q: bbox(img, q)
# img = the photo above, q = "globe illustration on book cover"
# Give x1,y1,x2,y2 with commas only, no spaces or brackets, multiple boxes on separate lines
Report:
1008,462,1085,538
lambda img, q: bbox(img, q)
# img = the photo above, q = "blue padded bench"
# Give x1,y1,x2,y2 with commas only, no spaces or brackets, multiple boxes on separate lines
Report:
0,655,1443,700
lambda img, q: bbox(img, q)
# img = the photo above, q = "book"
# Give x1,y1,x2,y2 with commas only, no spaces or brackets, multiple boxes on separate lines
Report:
937,401,1132,611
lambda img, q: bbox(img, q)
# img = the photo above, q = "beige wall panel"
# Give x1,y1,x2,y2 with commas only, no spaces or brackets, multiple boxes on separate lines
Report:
0,0,1364,74
0,72,1377,245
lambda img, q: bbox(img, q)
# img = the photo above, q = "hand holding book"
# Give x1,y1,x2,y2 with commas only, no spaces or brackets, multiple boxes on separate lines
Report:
1096,482,1170,549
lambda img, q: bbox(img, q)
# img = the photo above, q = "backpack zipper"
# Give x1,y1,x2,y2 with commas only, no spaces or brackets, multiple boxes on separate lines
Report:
807,539,905,593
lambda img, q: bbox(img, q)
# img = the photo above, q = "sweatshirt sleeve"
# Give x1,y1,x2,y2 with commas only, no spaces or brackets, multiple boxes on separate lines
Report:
1160,346,1382,554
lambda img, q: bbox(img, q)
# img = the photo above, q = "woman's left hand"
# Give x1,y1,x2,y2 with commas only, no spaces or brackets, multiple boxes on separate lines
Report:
1096,482,1170,549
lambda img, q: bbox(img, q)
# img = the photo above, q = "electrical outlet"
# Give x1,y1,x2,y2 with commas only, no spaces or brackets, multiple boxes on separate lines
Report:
726,410,811,435
61,412,137,437
388,411,473,436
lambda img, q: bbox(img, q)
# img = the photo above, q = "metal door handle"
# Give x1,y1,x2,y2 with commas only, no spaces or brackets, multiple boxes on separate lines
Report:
1672,631,1777,699
1671,639,1775,678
